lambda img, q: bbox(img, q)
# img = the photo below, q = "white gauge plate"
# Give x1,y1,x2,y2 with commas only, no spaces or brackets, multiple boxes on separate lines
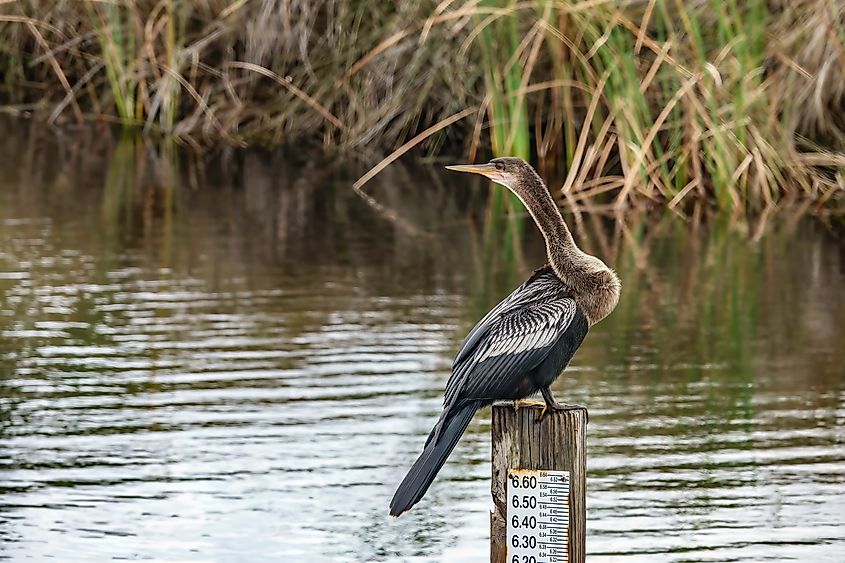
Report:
506,469,570,563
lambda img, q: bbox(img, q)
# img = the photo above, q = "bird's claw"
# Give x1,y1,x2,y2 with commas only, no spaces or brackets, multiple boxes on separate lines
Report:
537,402,589,424
537,403,549,422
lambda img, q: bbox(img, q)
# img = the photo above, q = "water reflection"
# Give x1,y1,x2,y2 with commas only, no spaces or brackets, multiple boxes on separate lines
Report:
0,128,843,562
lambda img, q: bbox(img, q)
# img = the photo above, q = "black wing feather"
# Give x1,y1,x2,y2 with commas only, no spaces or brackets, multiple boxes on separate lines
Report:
453,266,561,365
444,267,578,409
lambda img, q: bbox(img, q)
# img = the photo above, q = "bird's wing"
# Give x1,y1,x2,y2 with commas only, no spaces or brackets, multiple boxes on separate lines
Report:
444,274,578,407
453,265,559,366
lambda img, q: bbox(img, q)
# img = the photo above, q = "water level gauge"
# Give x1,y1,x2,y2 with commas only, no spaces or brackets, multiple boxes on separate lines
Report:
506,469,570,563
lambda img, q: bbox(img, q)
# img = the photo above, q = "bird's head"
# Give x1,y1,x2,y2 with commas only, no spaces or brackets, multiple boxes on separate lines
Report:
445,157,545,206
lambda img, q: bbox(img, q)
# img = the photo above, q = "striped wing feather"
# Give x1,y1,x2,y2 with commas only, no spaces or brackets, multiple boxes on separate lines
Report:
444,268,577,407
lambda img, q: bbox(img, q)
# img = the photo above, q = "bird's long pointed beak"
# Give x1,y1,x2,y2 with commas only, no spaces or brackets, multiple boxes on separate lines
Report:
445,163,503,183
444,163,495,174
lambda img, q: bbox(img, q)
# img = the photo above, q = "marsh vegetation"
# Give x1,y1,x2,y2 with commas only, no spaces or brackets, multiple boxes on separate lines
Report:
2,1,844,215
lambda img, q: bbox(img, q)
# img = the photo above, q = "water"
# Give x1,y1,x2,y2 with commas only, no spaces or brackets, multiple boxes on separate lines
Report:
0,132,843,562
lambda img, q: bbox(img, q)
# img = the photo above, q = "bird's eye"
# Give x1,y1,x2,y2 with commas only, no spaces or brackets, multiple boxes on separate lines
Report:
494,161,505,171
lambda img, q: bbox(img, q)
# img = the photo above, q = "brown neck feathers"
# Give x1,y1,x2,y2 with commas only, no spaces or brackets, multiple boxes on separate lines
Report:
514,172,620,325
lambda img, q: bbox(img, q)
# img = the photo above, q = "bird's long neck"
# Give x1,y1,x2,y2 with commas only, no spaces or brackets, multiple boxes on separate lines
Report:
516,174,620,325
520,181,587,281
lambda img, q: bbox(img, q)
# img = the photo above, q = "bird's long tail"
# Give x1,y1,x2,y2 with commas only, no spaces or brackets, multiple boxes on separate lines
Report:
389,402,480,517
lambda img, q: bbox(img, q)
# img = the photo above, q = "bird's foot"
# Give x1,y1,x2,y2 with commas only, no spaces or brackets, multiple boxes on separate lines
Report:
537,402,589,424
513,398,543,412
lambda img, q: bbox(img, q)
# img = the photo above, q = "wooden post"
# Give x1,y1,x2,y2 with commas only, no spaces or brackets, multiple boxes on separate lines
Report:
491,401,587,563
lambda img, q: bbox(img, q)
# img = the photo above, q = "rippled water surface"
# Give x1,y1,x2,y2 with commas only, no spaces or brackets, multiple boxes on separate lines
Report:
0,133,843,562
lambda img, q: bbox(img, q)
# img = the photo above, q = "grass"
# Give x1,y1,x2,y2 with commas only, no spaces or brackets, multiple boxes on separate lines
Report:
1,0,844,215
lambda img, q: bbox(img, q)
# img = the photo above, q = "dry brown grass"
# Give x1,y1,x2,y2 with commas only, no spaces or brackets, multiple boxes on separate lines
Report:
1,1,476,150
1,1,844,214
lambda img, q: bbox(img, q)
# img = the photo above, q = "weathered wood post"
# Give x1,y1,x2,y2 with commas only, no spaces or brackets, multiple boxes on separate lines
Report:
491,401,587,563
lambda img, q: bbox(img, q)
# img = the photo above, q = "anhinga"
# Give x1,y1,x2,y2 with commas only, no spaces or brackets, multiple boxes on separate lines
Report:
389,157,620,517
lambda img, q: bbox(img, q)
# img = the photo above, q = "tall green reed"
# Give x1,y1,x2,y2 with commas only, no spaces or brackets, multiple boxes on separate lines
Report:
85,2,139,123
475,0,534,273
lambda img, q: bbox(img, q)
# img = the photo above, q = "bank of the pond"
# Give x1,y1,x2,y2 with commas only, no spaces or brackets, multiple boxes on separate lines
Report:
2,1,845,214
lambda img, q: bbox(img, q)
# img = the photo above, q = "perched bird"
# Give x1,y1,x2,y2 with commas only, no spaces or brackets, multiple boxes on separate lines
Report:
389,157,620,517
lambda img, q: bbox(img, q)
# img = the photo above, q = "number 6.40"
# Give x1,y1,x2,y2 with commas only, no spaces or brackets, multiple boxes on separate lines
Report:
511,515,537,529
